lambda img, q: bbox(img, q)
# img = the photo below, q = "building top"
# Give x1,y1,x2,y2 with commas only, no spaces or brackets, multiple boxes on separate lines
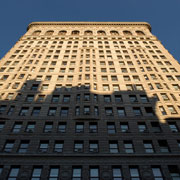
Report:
27,21,151,31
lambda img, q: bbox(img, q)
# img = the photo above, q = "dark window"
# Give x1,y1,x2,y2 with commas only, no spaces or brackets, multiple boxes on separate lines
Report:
8,166,20,180
112,167,123,180
109,141,119,153
4,140,15,152
48,107,57,116
39,141,49,152
133,107,142,116
104,95,111,103
90,167,99,180
151,122,161,133
152,167,164,180
31,167,42,180
19,107,29,116
49,167,59,180
89,141,98,153
60,107,69,117
168,122,179,132
72,167,82,180
26,95,34,102
138,122,148,133
143,140,154,153
107,122,116,134
0,122,5,132
105,107,113,116
124,141,134,153
117,107,126,116
89,122,98,133
84,106,90,115
129,95,138,103
75,123,84,133
31,84,38,91
51,95,60,103
31,107,41,116
115,95,123,103
44,122,53,133
18,140,29,153
12,122,22,133
63,95,70,102
54,141,63,153
120,122,129,133
58,122,66,133
26,122,35,133
145,107,154,116
158,140,170,153
130,167,140,180
74,141,83,152
168,165,180,180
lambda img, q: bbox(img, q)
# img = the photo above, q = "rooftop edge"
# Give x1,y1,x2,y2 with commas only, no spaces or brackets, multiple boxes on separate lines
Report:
27,21,151,31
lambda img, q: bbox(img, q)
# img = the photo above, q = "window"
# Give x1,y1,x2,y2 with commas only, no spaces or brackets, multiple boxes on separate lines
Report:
31,84,39,91
44,122,53,133
51,95,60,103
39,141,49,152
151,122,161,133
72,167,82,180
54,141,64,153
75,123,84,133
41,84,49,91
168,165,180,180
168,122,179,132
129,95,138,103
159,106,167,115
84,106,90,115
107,122,116,134
31,107,41,116
49,167,59,180
89,141,98,153
117,107,126,116
18,140,29,153
145,107,154,116
143,140,154,153
140,95,148,103
37,95,45,102
105,107,113,116
4,140,15,152
123,76,130,81
74,141,83,152
115,95,123,103
124,141,134,153
158,140,170,153
0,122,5,132
58,122,66,133
90,167,99,180
26,95,34,102
94,107,99,116
12,122,22,133
60,107,69,117
19,107,29,116
112,167,123,180
63,95,70,102
84,94,90,101
104,95,111,102
103,84,110,91
89,122,98,133
0,105,7,114
120,122,129,132
113,85,120,91
152,167,164,180
31,167,42,180
26,122,35,133
167,105,177,114
130,167,140,180
133,107,142,116
126,85,133,91
138,122,148,133
109,141,119,153
8,167,20,180
75,106,80,116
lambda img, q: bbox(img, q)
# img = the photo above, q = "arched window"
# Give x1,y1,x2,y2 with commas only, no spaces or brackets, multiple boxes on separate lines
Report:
58,30,67,35
110,31,119,35
123,31,132,36
97,30,106,35
45,31,54,36
72,30,80,35
32,30,41,36
84,30,93,35
136,31,145,36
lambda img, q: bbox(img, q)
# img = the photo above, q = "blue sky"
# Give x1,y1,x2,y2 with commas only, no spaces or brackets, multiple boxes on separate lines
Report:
0,0,180,61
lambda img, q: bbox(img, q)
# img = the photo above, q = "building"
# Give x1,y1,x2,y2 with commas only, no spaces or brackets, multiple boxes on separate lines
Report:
0,21,180,179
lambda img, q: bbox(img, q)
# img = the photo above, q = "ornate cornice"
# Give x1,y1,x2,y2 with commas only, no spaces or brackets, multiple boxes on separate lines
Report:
27,21,151,31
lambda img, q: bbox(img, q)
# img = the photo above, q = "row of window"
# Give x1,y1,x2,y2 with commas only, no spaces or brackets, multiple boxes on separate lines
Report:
1,120,179,134
2,139,180,154
32,30,146,36
1,165,180,180
0,105,157,117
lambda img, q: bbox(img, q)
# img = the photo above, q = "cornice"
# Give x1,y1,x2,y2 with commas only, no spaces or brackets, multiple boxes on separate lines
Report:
27,21,151,31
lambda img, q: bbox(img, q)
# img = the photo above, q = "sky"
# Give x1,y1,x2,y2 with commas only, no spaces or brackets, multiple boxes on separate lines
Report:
0,0,180,61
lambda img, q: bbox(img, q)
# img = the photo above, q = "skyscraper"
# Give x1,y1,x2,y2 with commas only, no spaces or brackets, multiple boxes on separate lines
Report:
0,22,180,179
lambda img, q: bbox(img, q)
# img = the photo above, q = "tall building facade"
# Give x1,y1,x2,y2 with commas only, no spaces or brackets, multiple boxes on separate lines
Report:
0,22,180,179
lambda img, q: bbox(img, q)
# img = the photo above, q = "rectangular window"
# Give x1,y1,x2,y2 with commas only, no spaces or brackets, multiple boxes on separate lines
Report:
105,107,113,116
51,95,60,103
60,107,69,117
54,141,64,153
143,140,154,153
133,107,142,116
90,167,99,180
117,107,126,116
168,165,180,180
49,167,59,180
72,167,82,180
112,167,123,180
48,107,57,116
120,122,129,133
58,122,66,133
107,122,116,134
124,141,134,153
75,123,84,133
12,122,22,133
74,141,83,152
44,122,53,133
151,122,161,133
168,122,179,132
0,122,5,132
26,122,35,133
152,167,164,180
39,141,49,152
158,140,170,153
109,141,119,153
138,122,148,133
129,95,138,103
89,122,98,133
84,106,90,115
31,107,41,116
18,140,29,153
31,167,42,180
130,167,140,180
89,141,98,153
8,166,20,180
4,140,15,152
19,107,29,116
